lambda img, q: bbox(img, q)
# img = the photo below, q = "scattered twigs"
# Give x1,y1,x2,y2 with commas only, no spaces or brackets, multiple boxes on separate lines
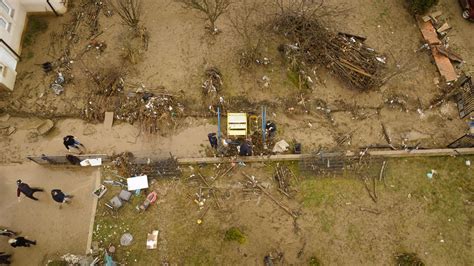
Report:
362,176,377,203
359,207,381,215
197,171,211,187
212,165,235,184
242,172,298,219
274,164,297,198
379,161,386,182
381,123,396,150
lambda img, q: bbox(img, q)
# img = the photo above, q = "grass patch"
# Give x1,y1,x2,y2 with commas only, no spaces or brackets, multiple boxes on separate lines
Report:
224,227,246,244
23,16,48,47
309,256,322,266
395,252,424,266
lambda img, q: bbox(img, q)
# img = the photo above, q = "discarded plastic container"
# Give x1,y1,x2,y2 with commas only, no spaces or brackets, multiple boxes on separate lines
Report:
120,233,133,246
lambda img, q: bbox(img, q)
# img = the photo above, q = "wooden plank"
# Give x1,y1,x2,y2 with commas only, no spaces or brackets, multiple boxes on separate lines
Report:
104,112,114,128
418,19,441,45
436,46,463,63
432,46,457,82
177,148,474,164
28,148,474,166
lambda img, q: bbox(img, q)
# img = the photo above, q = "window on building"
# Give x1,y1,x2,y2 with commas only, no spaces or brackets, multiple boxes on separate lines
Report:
0,0,13,18
0,16,7,30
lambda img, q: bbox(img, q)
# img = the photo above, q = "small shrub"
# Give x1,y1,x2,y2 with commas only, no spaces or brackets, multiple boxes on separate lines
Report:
309,256,321,266
395,253,424,266
406,0,439,14
224,227,246,244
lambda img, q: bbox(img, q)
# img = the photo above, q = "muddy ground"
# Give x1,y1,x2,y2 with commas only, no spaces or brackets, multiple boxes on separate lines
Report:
0,0,473,265
0,163,98,265
93,156,473,265
0,0,472,164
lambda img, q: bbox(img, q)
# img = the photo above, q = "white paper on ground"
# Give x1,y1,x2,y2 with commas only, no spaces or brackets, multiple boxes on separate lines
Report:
127,175,149,191
80,158,102,166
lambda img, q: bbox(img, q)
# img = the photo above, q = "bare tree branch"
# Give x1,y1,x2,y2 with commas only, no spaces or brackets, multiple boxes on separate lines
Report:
177,0,231,33
108,0,142,28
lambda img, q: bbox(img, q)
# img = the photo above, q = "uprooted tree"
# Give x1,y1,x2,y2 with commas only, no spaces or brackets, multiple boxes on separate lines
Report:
177,0,231,33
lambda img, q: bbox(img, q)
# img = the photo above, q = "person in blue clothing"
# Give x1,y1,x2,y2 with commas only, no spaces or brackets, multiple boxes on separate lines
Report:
16,180,44,201
63,135,85,152
51,189,73,206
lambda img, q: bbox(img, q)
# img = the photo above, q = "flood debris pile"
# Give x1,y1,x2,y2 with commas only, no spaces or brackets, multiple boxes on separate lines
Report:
83,70,184,133
273,13,385,90
202,67,223,95
111,152,181,179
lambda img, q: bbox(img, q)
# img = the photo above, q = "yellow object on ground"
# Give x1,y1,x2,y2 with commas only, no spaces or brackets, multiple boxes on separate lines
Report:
227,113,247,136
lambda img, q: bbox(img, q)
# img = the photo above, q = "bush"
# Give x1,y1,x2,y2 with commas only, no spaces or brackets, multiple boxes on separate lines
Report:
224,227,246,244
407,0,439,14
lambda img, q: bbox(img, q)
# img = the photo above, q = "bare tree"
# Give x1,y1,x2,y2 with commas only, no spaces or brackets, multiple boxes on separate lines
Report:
229,0,268,69
177,0,231,33
108,0,142,28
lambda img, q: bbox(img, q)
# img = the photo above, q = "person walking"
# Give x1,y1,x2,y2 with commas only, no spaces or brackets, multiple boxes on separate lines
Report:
63,135,85,153
207,133,218,149
51,189,73,207
0,228,18,237
0,252,12,264
16,180,44,201
8,237,36,248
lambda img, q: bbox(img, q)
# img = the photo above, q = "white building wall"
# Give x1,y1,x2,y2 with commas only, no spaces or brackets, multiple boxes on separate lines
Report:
20,0,67,14
0,0,67,91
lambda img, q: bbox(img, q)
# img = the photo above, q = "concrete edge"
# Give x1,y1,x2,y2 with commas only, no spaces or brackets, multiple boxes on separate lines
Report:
85,168,101,254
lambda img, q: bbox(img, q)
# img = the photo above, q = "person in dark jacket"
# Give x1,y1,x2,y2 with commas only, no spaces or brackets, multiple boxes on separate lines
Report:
0,228,18,237
16,180,43,201
63,135,85,152
207,133,218,149
51,189,73,205
265,121,277,138
239,141,253,156
66,154,81,165
8,237,36,248
0,252,12,264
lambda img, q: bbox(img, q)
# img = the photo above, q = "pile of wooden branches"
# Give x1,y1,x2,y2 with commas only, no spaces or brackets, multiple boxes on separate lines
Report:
273,14,385,90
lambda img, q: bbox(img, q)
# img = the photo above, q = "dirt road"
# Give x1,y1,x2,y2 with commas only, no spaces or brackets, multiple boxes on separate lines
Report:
0,163,98,265
0,117,215,163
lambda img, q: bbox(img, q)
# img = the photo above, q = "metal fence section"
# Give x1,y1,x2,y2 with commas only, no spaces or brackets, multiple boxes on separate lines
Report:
299,151,347,175
447,134,474,148
27,154,110,165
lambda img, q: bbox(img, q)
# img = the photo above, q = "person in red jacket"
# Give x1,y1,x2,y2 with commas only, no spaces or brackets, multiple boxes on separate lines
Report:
16,180,44,201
